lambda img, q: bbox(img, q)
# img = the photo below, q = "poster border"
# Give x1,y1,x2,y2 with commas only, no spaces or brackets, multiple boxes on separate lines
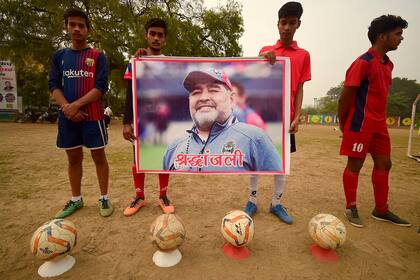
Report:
132,56,291,175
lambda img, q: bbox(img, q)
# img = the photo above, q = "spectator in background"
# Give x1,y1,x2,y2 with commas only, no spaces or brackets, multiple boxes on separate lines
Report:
231,81,267,130
104,105,113,128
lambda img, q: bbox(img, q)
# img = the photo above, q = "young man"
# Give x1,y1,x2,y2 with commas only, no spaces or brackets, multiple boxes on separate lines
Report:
48,8,113,218
338,15,411,228
122,18,174,216
244,2,311,225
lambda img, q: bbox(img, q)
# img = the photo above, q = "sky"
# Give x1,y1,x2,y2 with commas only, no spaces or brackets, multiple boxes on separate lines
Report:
204,0,420,106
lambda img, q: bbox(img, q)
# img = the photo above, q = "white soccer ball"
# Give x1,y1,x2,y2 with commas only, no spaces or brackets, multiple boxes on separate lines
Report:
221,210,254,247
308,213,346,249
30,219,77,260
150,214,186,251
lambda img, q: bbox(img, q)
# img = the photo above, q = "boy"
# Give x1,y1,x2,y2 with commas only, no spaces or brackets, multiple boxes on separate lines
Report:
244,2,311,224
49,8,113,218
338,15,411,228
122,18,174,216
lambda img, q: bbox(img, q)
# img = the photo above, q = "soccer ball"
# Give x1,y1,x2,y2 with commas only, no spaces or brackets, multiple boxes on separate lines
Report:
308,214,346,249
221,210,254,247
30,219,77,260
150,214,186,251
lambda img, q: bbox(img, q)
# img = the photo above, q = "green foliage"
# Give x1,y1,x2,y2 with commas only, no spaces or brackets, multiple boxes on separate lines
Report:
325,81,343,102
388,77,420,117
0,0,244,111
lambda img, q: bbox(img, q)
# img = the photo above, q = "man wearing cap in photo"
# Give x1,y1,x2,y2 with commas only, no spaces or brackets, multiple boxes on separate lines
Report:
163,68,282,172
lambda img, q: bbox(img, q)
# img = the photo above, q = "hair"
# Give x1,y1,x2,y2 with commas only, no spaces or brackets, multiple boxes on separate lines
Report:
368,15,408,44
231,81,245,97
64,7,91,29
145,18,168,35
278,2,303,20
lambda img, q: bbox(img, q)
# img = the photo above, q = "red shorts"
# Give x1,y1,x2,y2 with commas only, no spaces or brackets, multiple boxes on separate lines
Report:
340,130,391,158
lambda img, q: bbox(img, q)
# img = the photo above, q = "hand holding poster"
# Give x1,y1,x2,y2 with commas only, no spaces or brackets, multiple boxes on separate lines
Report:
131,57,291,174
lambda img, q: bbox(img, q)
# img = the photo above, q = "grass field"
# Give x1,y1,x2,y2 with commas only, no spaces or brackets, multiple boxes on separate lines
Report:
0,122,419,280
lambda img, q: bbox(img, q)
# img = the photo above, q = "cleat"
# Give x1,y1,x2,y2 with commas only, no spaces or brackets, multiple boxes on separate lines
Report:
244,201,258,217
124,196,146,217
55,199,83,218
157,196,175,214
99,198,114,217
269,203,293,224
371,209,411,227
344,207,364,228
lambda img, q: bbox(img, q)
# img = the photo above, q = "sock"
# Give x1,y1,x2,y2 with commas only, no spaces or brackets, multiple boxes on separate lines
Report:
343,168,359,209
100,194,108,200
272,175,286,206
71,196,82,202
132,164,145,199
159,173,170,198
248,174,259,204
372,169,389,214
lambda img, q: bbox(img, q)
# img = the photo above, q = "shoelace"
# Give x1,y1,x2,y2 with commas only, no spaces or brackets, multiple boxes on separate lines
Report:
63,200,75,210
100,199,109,209
273,205,288,215
130,197,142,208
350,208,359,218
160,196,171,207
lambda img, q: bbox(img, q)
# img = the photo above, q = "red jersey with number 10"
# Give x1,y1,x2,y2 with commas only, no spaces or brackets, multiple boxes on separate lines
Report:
343,48,393,133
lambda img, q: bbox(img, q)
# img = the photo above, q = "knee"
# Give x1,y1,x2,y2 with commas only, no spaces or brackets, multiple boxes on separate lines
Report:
68,153,83,166
346,160,364,173
376,160,392,171
91,150,108,165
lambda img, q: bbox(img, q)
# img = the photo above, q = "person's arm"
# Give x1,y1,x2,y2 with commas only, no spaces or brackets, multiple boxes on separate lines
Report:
61,88,103,118
123,80,135,141
291,51,311,133
259,50,276,65
338,87,357,132
48,51,67,108
134,48,151,57
338,57,367,132
290,83,304,133
62,53,109,119
48,51,86,121
51,89,87,122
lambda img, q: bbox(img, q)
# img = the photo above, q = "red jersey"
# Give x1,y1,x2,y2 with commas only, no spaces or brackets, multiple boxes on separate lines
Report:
259,40,311,120
344,48,393,132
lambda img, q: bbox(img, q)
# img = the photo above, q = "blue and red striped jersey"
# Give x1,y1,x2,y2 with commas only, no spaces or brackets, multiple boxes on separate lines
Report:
48,47,109,121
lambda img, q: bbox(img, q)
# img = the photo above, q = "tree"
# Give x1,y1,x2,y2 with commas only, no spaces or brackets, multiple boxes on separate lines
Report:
325,81,343,102
0,0,244,111
388,77,420,117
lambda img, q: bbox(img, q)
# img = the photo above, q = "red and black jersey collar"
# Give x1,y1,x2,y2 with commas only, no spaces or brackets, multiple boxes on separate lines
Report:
368,48,390,64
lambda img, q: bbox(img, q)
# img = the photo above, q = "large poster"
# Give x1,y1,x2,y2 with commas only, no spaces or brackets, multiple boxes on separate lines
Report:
0,61,18,110
132,57,290,174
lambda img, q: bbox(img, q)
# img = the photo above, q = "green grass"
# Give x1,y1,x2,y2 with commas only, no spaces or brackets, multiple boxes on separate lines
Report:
139,144,167,170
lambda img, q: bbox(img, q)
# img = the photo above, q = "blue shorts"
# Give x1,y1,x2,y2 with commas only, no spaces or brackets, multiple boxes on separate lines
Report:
57,116,108,150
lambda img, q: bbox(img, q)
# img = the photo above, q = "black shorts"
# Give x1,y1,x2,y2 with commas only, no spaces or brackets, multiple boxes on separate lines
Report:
291,134,296,153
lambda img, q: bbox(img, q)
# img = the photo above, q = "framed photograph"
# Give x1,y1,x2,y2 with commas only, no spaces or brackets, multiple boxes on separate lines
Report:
131,57,290,174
